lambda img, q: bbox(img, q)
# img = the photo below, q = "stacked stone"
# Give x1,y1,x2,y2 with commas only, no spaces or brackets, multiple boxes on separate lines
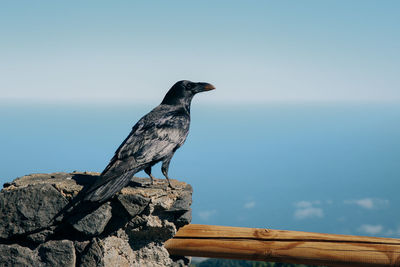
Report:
0,172,192,267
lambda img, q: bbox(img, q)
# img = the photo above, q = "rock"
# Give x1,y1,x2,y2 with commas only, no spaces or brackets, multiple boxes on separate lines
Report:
175,210,192,228
72,202,112,236
0,183,68,239
27,228,55,244
117,194,150,218
0,172,192,266
0,244,40,267
102,232,177,267
38,240,76,267
79,239,104,267
0,240,76,267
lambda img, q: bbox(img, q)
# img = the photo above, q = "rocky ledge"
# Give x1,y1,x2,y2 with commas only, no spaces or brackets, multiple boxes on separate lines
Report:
0,172,192,267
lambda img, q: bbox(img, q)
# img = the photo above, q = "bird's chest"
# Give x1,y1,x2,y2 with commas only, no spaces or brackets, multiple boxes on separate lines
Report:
157,116,190,144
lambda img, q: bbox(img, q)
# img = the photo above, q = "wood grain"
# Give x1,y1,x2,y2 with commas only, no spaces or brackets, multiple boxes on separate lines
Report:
165,224,400,267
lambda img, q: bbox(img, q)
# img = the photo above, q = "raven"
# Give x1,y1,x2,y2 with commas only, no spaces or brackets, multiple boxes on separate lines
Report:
84,80,215,203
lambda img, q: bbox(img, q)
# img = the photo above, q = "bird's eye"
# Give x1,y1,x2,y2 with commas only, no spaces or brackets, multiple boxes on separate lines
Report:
186,83,193,89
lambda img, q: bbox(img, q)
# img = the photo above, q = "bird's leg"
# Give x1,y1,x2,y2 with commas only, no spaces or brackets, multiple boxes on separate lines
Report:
144,166,155,185
162,169,174,189
161,157,174,189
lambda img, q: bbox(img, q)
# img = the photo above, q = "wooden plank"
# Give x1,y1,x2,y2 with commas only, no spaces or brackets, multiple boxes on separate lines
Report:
173,224,400,244
165,224,400,267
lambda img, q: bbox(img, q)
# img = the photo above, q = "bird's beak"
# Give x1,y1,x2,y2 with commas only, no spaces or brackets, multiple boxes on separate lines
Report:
200,83,216,91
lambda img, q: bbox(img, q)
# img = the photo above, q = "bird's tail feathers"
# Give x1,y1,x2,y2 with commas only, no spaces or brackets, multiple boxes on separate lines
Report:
83,170,137,203
50,168,140,227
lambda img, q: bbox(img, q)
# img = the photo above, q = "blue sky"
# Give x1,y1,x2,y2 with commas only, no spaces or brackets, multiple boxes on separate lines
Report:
1,1,400,238
1,1,399,103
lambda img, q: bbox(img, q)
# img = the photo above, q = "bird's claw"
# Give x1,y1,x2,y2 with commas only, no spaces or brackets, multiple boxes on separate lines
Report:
167,181,175,190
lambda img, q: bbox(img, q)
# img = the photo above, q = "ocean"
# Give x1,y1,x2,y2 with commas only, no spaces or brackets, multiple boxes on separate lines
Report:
1,102,399,237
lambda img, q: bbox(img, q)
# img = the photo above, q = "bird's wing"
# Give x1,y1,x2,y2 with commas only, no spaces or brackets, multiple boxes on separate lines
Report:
84,107,189,202
101,107,189,179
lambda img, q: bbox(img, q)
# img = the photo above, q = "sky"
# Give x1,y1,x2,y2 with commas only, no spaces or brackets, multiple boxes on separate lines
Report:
1,1,400,239
1,0,399,103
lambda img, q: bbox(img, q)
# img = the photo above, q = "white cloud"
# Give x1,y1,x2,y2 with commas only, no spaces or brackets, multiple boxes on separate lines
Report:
355,198,374,209
358,224,383,235
385,226,400,237
344,198,389,209
244,201,255,209
294,207,324,220
198,210,217,221
294,200,324,220
294,200,321,208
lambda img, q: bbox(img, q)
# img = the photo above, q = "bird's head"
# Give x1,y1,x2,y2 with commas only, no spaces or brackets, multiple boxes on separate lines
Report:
161,80,215,106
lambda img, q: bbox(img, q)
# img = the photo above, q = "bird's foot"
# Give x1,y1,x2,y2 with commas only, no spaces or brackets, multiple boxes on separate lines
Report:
143,181,156,187
168,185,175,190
166,180,176,190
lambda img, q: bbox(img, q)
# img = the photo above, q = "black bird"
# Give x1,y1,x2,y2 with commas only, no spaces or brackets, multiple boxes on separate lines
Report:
84,80,215,203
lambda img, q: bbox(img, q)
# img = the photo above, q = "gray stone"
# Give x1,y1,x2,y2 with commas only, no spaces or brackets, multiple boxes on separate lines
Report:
0,241,77,267
0,172,193,267
169,198,191,212
0,183,68,239
73,240,90,255
80,238,104,267
27,228,55,244
176,210,192,228
170,256,191,267
0,244,40,267
117,194,150,217
38,240,76,267
72,202,112,236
